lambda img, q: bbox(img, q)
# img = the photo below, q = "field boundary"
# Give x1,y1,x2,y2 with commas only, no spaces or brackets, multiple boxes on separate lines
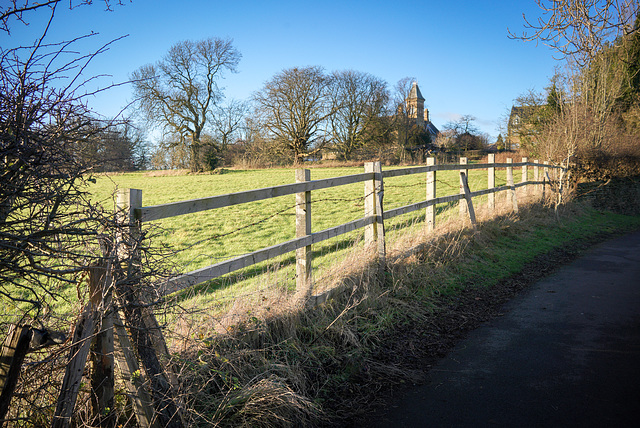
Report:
117,156,564,299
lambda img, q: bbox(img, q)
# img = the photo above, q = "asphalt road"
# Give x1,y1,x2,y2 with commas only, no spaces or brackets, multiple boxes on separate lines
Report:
365,230,640,427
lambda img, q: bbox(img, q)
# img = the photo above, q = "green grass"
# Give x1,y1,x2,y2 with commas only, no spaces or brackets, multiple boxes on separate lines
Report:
89,165,516,282
85,163,523,315
0,163,522,322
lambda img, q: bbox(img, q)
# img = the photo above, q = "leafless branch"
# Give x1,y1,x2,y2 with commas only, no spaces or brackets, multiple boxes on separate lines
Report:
509,0,639,66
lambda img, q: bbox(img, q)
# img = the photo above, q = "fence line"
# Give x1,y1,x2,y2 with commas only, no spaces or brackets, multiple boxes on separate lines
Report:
117,157,565,299
0,157,564,424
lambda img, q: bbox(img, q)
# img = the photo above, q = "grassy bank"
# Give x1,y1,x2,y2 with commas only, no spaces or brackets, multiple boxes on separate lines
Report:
166,178,640,427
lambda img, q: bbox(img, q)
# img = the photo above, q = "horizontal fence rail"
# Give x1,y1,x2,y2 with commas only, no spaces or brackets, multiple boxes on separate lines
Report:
117,157,565,299
139,172,373,222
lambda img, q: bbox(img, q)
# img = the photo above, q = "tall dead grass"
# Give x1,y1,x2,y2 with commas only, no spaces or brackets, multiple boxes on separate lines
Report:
154,185,587,427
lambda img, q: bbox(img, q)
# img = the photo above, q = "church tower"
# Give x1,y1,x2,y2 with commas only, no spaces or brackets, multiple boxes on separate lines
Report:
402,81,439,141
407,81,426,127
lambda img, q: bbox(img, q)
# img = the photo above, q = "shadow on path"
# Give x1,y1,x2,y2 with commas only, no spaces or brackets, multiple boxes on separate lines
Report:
364,231,640,427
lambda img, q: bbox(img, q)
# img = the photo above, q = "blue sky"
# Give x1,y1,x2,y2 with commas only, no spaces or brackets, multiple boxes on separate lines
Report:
2,0,560,141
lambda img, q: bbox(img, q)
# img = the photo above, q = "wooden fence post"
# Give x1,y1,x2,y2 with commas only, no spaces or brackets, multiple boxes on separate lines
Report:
364,165,375,246
534,160,540,196
53,305,97,428
459,157,468,217
116,189,183,428
521,157,528,195
459,172,477,228
88,263,115,426
426,157,436,232
116,189,142,278
295,169,312,302
0,325,32,421
487,153,495,213
364,162,386,275
506,158,519,213
113,312,157,428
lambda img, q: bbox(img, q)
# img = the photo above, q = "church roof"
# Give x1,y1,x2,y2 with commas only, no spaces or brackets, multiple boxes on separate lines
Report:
409,82,424,101
426,122,439,137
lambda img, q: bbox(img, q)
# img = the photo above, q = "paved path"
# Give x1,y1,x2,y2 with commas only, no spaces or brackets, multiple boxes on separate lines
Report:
366,231,640,427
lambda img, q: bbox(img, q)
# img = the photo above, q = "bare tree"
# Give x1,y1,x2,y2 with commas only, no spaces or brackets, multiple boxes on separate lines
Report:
0,0,121,34
131,38,241,172
1,4,185,425
253,66,336,164
328,70,389,160
392,77,416,138
149,136,190,170
509,0,639,66
211,99,249,157
72,119,148,172
443,114,479,135
510,1,640,167
0,8,118,312
442,115,483,154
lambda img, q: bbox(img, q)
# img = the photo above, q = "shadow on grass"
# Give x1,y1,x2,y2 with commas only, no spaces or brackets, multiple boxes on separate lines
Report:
171,233,366,302
169,201,460,302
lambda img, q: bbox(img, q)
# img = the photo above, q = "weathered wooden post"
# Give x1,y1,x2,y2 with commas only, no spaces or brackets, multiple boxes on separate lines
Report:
53,305,97,428
459,172,477,228
506,158,519,213
426,157,436,232
88,263,115,426
113,312,156,428
487,153,495,213
0,325,32,421
459,157,468,217
364,162,386,275
115,189,183,428
534,160,540,196
521,157,528,195
295,169,312,302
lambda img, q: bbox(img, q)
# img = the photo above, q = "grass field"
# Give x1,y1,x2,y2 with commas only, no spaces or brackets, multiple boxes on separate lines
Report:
89,164,518,300
1,163,520,321
7,164,637,427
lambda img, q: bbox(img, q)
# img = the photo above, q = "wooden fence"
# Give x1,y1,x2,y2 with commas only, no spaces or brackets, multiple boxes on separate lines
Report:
0,156,564,426
117,156,563,301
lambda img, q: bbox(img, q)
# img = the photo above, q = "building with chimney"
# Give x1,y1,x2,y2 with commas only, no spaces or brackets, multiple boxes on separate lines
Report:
406,81,439,140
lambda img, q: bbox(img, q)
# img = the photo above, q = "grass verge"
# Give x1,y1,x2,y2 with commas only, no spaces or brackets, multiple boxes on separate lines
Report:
7,174,637,426
166,178,640,427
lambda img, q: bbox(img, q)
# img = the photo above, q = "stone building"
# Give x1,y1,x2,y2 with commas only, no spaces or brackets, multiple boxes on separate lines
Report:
406,81,439,140
507,105,543,150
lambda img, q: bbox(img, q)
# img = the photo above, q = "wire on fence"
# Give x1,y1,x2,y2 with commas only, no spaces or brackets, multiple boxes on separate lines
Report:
385,181,425,189
167,189,376,283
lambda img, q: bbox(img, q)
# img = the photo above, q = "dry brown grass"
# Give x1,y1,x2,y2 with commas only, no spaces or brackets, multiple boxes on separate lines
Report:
158,184,575,427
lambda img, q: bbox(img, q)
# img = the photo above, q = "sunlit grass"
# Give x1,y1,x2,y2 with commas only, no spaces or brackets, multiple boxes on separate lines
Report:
87,163,523,305
1,163,525,321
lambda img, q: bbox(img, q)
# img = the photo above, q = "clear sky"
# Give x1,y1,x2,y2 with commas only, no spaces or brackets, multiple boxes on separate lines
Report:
2,0,560,141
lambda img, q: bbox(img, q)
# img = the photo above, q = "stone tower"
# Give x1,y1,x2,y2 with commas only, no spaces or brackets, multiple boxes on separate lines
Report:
406,81,428,127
